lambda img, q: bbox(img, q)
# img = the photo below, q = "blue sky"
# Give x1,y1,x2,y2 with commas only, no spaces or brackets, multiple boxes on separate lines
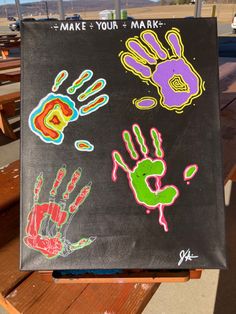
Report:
0,0,57,5
0,0,39,5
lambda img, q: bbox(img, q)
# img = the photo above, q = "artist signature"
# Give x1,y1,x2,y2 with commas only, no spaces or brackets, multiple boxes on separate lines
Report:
178,249,198,266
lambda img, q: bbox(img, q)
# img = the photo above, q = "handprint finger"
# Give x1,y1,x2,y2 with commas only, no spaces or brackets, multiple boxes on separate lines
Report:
122,130,139,160
132,124,149,157
70,236,96,251
79,94,109,116
50,165,67,197
69,182,92,214
52,70,68,92
141,30,168,60
112,150,130,181
33,172,43,202
165,28,183,58
77,79,106,102
126,38,156,65
120,52,152,80
150,128,164,158
62,168,82,200
67,69,93,95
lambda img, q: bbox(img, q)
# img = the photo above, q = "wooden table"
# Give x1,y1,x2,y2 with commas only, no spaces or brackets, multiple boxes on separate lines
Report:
0,91,20,139
0,36,20,59
0,59,20,71
0,70,20,83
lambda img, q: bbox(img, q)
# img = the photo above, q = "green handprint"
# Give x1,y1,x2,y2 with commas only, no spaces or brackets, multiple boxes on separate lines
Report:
112,124,179,232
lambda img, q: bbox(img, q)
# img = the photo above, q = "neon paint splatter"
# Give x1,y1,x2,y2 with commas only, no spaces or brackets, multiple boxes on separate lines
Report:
77,79,107,102
112,124,179,232
52,70,68,92
74,140,94,152
24,166,96,259
67,70,93,95
28,93,79,145
183,164,198,185
79,94,109,116
133,97,157,110
119,28,204,113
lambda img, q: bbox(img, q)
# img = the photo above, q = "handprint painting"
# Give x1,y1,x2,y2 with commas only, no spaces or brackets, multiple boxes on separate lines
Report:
120,28,204,113
24,166,96,259
112,124,180,232
28,69,109,145
112,124,200,232
21,19,226,270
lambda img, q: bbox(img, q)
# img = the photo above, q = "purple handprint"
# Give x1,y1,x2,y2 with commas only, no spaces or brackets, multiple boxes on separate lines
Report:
120,28,204,113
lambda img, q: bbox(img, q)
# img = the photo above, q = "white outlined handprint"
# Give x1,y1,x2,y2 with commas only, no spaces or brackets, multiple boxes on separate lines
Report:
24,165,96,258
120,28,204,113
112,124,179,232
29,69,109,147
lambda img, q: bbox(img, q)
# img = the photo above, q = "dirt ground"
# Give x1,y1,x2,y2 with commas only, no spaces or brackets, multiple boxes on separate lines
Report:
0,3,236,25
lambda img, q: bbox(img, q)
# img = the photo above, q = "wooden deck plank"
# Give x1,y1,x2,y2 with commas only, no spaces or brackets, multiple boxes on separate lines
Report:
24,285,87,314
6,273,87,314
64,283,158,314
5,273,52,314
0,160,20,210
0,204,31,301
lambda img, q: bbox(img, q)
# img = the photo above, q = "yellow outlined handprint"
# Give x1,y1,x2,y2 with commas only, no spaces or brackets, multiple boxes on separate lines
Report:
120,28,204,113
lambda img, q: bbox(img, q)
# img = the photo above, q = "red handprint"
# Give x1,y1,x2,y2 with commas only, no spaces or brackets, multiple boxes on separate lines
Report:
24,166,96,259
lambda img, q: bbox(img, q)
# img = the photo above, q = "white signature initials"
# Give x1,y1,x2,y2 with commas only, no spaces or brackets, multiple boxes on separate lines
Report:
178,249,198,266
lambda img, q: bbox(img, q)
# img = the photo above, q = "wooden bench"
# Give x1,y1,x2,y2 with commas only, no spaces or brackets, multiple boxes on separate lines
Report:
0,70,20,83
0,59,20,71
0,91,20,139
0,38,20,59
0,35,17,39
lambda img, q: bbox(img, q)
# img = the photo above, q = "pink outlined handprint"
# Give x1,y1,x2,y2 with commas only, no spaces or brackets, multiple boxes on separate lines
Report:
112,124,179,232
120,28,204,113
24,165,96,259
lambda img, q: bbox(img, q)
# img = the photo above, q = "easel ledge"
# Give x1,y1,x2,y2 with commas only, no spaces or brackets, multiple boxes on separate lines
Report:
39,269,202,283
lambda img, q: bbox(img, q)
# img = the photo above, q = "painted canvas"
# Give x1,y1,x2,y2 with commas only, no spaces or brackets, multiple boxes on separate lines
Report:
20,18,226,270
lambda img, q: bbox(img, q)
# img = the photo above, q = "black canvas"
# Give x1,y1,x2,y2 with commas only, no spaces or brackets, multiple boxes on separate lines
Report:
20,18,226,270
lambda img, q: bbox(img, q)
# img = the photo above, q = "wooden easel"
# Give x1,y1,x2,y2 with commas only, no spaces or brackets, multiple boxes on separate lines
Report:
40,269,202,284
